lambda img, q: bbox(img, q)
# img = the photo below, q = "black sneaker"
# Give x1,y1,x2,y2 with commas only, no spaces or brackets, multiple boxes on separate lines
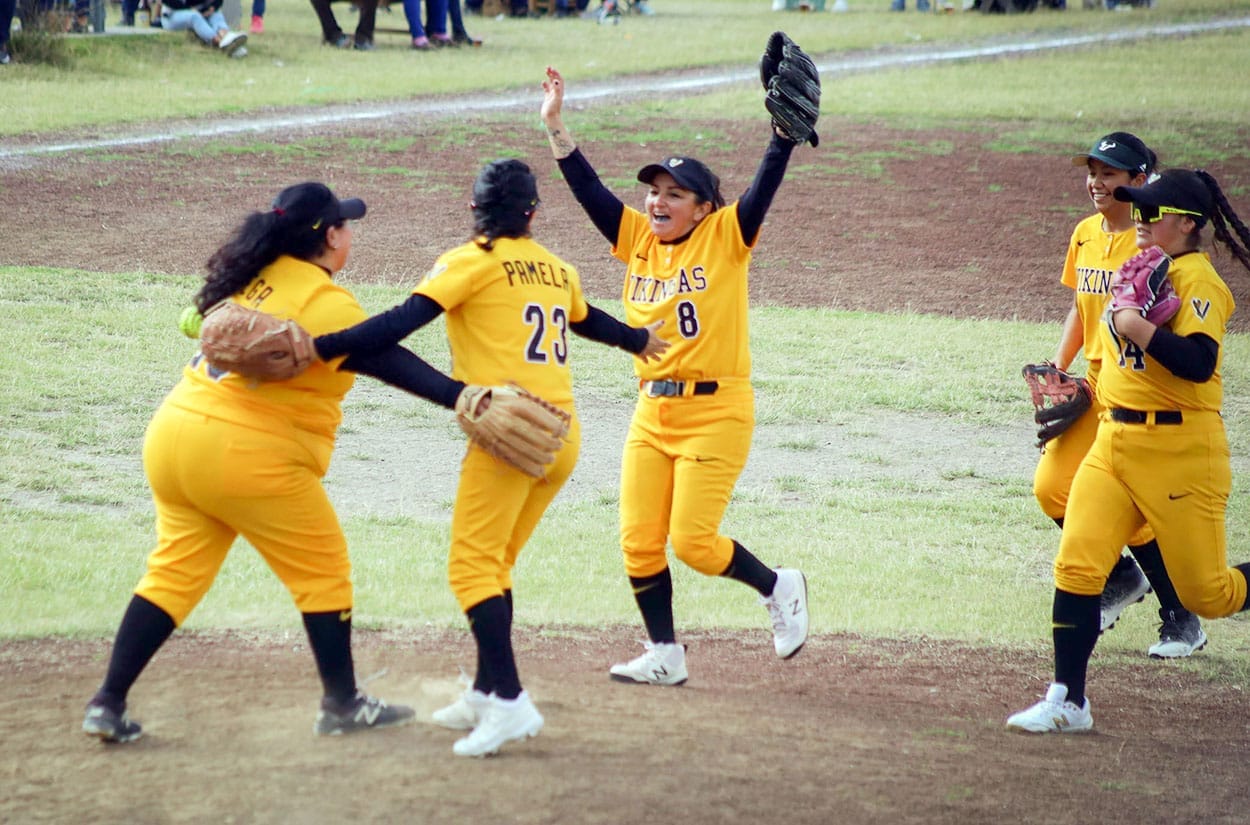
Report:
0,46,10,65
1149,608,1208,659
83,702,143,743
325,32,352,48
352,37,374,51
314,692,415,736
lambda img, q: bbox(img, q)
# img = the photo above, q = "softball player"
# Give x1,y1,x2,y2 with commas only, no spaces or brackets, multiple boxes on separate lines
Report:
1035,132,1207,658
1008,168,1250,734
82,182,448,743
540,66,809,686
314,159,668,756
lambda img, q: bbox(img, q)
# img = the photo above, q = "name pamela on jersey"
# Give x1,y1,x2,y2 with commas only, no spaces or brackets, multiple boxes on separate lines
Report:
503,259,571,291
628,266,708,304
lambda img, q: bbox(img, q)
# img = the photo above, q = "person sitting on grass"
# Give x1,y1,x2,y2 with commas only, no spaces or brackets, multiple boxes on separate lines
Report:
159,0,249,57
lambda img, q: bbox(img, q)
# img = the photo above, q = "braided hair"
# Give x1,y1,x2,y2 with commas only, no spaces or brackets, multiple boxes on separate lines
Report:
195,182,344,313
1194,170,1250,274
470,159,540,252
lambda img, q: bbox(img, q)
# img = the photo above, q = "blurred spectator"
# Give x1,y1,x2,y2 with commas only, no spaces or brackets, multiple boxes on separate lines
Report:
404,0,450,49
309,0,376,48
160,0,249,56
250,0,263,33
447,0,479,43
1,0,13,63
891,0,930,9
554,0,588,16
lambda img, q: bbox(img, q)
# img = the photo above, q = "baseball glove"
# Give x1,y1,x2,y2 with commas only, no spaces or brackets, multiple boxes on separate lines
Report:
760,31,820,147
1108,246,1180,329
198,301,317,382
455,384,572,478
1022,362,1093,448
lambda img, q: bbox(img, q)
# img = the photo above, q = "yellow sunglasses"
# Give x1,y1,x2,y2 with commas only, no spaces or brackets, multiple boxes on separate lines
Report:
1131,204,1204,224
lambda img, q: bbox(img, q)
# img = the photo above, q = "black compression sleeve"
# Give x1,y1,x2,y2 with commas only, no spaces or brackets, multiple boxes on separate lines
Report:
314,294,445,360
341,345,464,409
557,148,625,245
736,133,796,245
569,303,648,353
1144,329,1219,383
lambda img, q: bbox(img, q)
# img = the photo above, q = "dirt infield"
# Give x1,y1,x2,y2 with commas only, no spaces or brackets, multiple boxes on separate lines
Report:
4,114,1250,824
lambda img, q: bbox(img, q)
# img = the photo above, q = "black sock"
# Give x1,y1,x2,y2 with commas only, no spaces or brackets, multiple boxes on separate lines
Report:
1127,540,1187,613
467,596,520,699
93,595,176,712
628,569,675,644
469,589,514,695
720,541,778,597
1052,588,1100,707
302,610,356,706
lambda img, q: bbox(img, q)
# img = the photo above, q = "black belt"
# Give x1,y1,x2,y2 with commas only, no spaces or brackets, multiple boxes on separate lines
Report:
1110,408,1183,425
641,380,719,398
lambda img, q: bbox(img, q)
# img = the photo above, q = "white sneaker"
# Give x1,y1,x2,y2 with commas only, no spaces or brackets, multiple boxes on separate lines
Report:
452,691,543,757
609,641,688,686
218,31,247,54
1099,557,1151,632
761,568,808,658
1148,608,1208,659
431,688,490,730
1006,683,1093,734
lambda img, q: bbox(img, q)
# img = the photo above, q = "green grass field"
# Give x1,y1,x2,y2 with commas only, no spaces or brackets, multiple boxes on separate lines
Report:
4,0,1250,670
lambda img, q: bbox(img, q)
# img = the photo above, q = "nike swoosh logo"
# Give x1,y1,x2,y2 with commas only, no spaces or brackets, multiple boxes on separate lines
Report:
1168,492,1193,500
339,609,353,622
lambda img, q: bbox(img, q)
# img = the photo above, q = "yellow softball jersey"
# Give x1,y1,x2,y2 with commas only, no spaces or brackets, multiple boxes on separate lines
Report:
1062,213,1142,378
414,236,588,407
170,254,368,441
614,204,751,383
1098,250,1234,412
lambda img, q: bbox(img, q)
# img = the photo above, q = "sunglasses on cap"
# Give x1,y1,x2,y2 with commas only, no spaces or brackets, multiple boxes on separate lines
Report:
1131,204,1204,224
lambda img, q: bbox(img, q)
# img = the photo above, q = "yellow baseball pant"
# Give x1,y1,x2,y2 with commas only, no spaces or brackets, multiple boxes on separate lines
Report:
1033,393,1153,546
1056,409,1246,618
448,415,581,612
135,403,352,626
619,382,753,579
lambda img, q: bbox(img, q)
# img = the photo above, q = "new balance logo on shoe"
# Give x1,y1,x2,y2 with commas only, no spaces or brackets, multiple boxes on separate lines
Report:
353,701,382,726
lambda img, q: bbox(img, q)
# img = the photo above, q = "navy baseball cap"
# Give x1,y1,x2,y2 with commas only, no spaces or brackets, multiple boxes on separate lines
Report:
638,157,724,207
1113,168,1213,228
1071,132,1154,175
273,182,367,229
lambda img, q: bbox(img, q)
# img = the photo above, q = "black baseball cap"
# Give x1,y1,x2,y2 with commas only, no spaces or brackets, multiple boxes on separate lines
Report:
1071,132,1153,175
637,157,723,207
272,181,367,230
1113,168,1213,227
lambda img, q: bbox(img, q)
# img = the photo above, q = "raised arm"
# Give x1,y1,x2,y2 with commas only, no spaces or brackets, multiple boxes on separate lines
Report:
542,66,624,244
736,132,797,246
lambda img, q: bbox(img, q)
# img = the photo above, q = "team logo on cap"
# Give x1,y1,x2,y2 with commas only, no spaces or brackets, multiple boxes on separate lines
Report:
1099,140,1117,151
667,158,684,168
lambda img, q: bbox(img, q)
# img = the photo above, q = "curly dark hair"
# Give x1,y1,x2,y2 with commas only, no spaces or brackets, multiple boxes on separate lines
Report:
195,182,350,313
470,159,540,252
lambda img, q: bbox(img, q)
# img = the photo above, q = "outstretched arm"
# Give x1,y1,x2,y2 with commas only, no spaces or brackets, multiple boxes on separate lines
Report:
542,66,624,244
342,345,465,409
314,293,445,360
541,65,578,160
736,132,797,246
570,304,670,364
